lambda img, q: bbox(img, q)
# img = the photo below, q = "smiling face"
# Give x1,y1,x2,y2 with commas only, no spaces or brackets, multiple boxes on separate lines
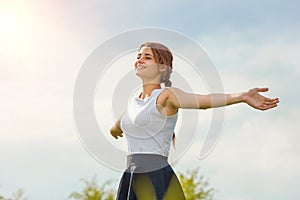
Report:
134,46,162,83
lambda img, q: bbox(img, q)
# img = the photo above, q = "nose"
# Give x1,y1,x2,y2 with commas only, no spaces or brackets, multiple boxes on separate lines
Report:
135,57,144,67
138,56,144,63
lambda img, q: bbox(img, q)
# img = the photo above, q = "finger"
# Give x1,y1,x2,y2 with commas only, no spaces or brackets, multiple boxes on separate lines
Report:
264,100,278,105
273,98,280,103
258,87,269,92
266,104,278,110
260,103,278,110
264,98,279,105
266,97,279,101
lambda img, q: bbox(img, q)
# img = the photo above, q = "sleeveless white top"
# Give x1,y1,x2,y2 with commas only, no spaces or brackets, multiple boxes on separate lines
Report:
120,88,178,157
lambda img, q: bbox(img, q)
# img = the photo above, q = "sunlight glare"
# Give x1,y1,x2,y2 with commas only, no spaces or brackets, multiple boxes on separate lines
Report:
0,12,18,33
0,5,34,59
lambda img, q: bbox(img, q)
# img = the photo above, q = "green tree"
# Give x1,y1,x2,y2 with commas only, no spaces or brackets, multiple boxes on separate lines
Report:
178,167,215,200
0,189,28,200
68,176,116,200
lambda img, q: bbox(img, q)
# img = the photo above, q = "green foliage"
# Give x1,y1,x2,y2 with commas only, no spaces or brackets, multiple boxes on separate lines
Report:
68,176,116,200
69,167,215,200
178,167,215,200
0,189,28,200
1,167,215,200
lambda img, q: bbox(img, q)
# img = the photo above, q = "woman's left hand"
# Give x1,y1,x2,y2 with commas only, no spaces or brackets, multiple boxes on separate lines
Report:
243,88,279,110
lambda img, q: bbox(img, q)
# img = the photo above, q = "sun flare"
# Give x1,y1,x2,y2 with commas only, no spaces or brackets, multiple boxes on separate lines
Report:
0,5,34,56
0,12,18,32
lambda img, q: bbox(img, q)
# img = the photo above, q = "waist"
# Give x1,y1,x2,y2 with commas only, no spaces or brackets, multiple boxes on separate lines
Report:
126,154,169,173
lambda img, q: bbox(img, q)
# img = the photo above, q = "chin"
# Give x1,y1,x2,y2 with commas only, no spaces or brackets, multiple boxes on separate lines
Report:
135,72,141,77
135,70,145,77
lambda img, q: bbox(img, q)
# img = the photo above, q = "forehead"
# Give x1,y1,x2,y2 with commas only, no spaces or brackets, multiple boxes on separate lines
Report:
138,46,153,55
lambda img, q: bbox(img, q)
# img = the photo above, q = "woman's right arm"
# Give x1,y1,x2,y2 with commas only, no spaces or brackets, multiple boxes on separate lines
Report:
110,115,124,139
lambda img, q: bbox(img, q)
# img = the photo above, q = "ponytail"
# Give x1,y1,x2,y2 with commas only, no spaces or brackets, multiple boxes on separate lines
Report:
164,79,172,87
161,65,173,87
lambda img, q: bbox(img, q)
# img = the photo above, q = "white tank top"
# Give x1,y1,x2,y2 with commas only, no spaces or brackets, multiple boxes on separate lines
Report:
120,88,178,157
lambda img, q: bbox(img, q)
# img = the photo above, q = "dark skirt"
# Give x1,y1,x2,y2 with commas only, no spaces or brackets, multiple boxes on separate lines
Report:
116,154,186,200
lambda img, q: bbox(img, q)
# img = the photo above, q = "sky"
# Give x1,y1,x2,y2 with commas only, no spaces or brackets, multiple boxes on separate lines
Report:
1,0,299,199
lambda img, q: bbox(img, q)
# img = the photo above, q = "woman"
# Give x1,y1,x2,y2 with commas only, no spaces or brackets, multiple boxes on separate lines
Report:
110,42,279,200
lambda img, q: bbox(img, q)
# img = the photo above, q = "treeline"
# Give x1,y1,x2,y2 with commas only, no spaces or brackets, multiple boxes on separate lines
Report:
1,168,215,200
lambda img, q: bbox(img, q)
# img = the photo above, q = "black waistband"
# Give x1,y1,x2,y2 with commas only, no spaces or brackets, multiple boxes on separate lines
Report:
126,154,169,173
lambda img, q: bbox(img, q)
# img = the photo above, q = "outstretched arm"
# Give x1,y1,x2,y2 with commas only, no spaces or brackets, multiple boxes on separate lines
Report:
167,87,279,111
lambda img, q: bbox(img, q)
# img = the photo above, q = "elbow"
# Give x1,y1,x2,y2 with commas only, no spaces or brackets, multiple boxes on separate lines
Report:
199,104,212,110
200,106,211,110
200,106,209,110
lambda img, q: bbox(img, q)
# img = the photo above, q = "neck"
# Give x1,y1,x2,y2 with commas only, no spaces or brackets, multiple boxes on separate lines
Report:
140,83,161,99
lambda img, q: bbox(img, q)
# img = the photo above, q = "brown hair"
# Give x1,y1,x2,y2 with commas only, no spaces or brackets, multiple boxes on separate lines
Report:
139,42,173,87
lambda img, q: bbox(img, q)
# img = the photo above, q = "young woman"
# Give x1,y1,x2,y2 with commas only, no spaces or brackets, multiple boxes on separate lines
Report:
110,42,279,200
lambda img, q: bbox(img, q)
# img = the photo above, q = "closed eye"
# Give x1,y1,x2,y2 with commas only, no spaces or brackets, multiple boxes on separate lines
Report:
136,53,154,60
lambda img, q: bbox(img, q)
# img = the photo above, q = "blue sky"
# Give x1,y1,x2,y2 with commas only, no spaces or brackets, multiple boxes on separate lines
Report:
1,0,299,199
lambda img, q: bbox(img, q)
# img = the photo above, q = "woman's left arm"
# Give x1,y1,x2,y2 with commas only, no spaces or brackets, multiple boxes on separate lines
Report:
167,87,279,111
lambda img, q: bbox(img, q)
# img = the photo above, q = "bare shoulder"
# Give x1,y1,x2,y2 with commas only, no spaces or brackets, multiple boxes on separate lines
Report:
162,87,184,95
156,87,180,116
159,87,181,99
158,87,183,107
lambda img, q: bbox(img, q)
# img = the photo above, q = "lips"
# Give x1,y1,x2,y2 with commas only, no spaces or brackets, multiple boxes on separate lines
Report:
136,65,146,71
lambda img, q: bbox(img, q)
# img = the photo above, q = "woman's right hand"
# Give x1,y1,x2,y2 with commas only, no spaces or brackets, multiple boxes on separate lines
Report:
110,113,125,139
110,124,123,139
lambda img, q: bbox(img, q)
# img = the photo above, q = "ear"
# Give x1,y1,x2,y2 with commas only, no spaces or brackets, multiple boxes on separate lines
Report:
158,64,168,72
